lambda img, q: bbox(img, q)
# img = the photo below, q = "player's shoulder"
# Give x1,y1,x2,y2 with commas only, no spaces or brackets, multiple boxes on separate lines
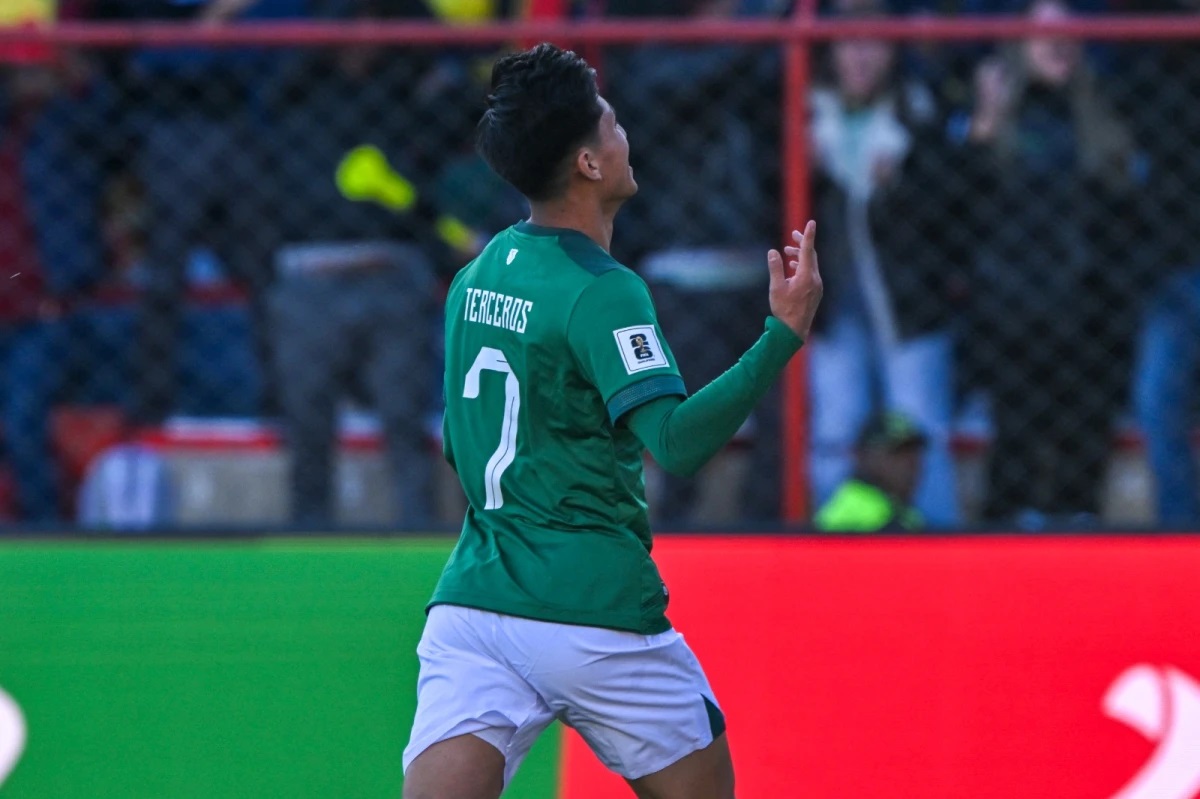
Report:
565,264,656,338
574,257,649,303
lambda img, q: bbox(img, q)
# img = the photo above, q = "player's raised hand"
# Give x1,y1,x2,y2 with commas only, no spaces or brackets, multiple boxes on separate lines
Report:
767,220,823,340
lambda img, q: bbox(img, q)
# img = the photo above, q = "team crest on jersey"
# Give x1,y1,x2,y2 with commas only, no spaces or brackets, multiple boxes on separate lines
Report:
613,325,668,374
506,248,518,265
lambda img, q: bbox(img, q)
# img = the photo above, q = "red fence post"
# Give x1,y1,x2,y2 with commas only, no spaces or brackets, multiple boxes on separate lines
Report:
781,0,817,524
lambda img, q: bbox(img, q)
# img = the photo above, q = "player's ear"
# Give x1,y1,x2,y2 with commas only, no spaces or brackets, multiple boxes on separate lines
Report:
575,147,602,183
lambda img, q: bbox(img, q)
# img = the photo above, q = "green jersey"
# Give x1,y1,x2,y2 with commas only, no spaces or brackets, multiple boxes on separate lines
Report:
429,221,687,634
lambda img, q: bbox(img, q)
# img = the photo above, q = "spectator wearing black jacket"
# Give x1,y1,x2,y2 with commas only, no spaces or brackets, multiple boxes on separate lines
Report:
952,0,1139,524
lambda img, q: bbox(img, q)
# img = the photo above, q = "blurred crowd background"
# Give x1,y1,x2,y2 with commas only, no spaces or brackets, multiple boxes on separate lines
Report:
0,0,1197,531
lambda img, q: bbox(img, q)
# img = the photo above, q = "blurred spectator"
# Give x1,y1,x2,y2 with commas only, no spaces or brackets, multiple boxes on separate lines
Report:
263,9,457,527
400,2,528,224
883,3,980,111
607,0,779,263
1128,0,1200,526
814,411,926,531
605,0,784,523
97,0,311,424
0,65,68,523
952,0,1138,524
0,48,113,522
807,3,962,527
0,40,255,525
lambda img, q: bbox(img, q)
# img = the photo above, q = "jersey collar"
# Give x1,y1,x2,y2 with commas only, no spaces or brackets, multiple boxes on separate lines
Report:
515,220,599,247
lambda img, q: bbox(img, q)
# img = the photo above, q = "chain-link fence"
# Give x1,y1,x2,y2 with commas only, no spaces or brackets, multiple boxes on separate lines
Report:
0,2,1197,531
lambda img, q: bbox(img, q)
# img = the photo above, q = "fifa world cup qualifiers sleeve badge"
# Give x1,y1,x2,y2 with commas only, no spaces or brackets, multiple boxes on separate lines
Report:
613,326,669,375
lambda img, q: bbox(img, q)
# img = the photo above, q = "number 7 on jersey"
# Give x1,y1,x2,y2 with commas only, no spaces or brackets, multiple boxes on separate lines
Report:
463,346,521,510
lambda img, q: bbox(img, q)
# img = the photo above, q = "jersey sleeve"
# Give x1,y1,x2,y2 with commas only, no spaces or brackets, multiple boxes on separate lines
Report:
567,269,687,423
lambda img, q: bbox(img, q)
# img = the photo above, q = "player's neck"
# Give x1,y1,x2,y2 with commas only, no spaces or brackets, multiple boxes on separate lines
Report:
527,199,616,253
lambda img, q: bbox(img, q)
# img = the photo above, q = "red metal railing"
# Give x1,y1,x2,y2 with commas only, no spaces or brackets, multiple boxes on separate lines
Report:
4,12,1198,522
4,16,1200,47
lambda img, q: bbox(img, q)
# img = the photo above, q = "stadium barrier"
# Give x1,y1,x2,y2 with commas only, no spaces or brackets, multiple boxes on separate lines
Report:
0,12,1198,530
2,534,1198,797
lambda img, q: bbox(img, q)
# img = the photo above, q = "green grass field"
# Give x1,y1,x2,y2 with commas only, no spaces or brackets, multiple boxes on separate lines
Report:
0,539,562,798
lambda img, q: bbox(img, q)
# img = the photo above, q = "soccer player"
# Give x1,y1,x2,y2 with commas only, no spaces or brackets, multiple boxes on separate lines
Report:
402,44,823,799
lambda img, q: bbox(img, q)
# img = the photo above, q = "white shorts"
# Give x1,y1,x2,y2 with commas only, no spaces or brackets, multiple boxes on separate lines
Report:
402,605,725,784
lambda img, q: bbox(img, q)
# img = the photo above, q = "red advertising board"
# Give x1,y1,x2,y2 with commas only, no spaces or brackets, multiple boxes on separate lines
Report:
561,535,1200,799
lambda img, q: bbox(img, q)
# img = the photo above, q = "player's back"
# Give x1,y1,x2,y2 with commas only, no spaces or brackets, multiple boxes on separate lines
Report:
433,221,686,635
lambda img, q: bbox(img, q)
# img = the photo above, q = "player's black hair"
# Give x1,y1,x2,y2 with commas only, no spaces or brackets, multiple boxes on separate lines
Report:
476,43,604,202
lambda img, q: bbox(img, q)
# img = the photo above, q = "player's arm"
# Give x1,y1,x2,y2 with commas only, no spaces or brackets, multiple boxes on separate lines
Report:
624,222,823,477
624,318,799,476
568,222,821,475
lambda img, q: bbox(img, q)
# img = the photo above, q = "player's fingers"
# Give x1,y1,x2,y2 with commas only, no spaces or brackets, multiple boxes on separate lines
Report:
766,248,784,288
801,219,817,252
784,246,800,257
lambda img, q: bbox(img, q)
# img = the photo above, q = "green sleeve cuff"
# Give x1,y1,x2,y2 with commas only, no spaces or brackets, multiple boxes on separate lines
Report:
764,315,805,350
607,374,687,423
759,316,805,372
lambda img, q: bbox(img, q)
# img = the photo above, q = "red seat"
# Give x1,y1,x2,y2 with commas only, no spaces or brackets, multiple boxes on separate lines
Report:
50,405,127,516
